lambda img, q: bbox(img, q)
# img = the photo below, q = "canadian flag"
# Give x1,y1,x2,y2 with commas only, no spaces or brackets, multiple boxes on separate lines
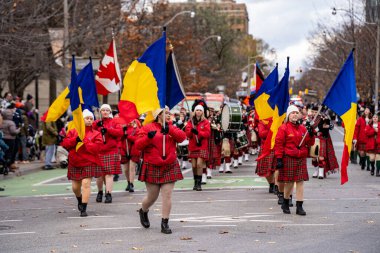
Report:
95,39,122,95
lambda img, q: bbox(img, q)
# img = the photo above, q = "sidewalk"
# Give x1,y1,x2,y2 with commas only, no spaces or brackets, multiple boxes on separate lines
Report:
0,160,60,181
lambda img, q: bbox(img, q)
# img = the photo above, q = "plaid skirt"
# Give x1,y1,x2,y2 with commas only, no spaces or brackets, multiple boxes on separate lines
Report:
99,152,121,176
67,164,101,181
319,137,339,172
139,161,183,184
356,142,366,152
120,154,140,164
256,149,275,177
189,149,209,160
278,155,309,183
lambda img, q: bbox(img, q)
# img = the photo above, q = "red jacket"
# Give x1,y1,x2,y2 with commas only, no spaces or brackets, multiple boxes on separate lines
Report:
93,117,123,154
185,119,211,152
61,126,103,167
274,122,315,158
364,124,379,151
135,122,186,166
258,120,272,142
125,120,141,158
354,117,368,144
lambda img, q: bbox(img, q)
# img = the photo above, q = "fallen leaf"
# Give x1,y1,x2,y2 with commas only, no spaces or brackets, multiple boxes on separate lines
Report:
180,220,185,223
198,250,207,252
180,236,192,240
50,250,57,253
11,200,18,203
254,240,260,242
32,216,38,218
102,242,111,245
268,207,273,210
367,220,375,224
72,245,78,248
80,224,87,227
58,210,66,214
219,231,229,234
154,209,160,212
132,246,143,250
60,232,69,234
32,189,37,192
256,231,266,234
267,241,276,244
115,240,123,242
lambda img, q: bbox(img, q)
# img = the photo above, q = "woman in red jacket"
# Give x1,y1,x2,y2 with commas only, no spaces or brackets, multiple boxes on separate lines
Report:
354,107,372,170
93,104,123,204
124,119,142,192
365,113,379,176
61,109,103,217
274,105,315,215
135,108,186,234
185,104,211,191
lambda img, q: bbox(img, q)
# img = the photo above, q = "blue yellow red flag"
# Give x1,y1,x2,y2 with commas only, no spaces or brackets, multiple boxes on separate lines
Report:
323,49,357,185
166,51,186,109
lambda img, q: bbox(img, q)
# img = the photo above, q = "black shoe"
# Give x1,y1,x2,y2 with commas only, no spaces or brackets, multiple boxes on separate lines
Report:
193,177,197,191
139,208,150,228
96,191,103,203
0,187,4,191
129,183,135,193
268,183,275,193
104,192,112,203
277,192,284,205
161,218,172,234
3,167,8,175
196,176,202,191
289,195,293,207
80,203,88,217
76,195,83,211
370,162,375,176
125,182,131,192
377,166,380,177
296,201,306,216
360,157,365,170
281,198,291,214
273,185,279,195
113,174,119,182
43,165,54,170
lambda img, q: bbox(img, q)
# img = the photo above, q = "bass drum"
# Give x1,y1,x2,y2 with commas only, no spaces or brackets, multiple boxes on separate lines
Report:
309,137,320,158
221,103,242,132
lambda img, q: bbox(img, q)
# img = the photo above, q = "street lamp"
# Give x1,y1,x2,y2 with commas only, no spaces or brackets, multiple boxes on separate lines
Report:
332,7,379,111
162,10,195,27
201,35,221,45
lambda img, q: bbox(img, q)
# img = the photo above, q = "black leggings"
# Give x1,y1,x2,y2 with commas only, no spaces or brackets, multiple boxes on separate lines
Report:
4,139,16,166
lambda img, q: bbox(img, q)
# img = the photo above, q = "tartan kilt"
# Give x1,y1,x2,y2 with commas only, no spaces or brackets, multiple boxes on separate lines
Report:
208,136,222,169
319,137,339,172
120,154,140,164
139,161,183,184
246,130,252,147
99,152,121,176
189,149,209,160
67,164,101,181
278,155,309,182
356,142,366,152
256,149,275,177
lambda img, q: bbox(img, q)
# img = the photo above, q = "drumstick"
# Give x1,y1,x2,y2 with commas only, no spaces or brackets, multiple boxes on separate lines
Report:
298,105,322,148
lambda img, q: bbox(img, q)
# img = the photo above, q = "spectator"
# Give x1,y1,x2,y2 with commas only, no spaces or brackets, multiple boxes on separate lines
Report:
42,121,58,170
16,107,29,163
1,92,13,110
24,94,38,129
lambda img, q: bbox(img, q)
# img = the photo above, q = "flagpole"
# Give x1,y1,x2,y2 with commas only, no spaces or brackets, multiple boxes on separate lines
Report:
97,108,106,144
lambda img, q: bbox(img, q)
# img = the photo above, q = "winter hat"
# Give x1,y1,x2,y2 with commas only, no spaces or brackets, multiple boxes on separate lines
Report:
286,105,299,120
82,109,94,119
153,108,164,120
27,94,33,100
100,104,112,112
194,104,204,112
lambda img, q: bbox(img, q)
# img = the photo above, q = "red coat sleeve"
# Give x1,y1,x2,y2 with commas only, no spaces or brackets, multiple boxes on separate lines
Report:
274,125,286,158
106,121,124,138
135,127,152,152
198,120,211,139
61,129,78,150
83,132,104,154
168,124,186,143
258,122,269,139
353,119,361,140
365,125,375,137
185,121,194,138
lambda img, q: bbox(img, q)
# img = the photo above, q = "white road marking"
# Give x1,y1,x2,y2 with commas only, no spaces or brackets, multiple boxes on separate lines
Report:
33,175,68,186
0,220,22,222
84,227,141,231
67,216,114,219
336,211,380,214
154,213,199,216
182,225,236,228
282,224,334,227
249,220,291,223
0,232,36,236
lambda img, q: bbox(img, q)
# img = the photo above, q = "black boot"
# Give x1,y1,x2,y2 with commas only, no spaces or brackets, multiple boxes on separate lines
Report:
125,181,131,191
360,157,365,170
281,198,290,214
96,191,103,203
366,157,371,171
277,192,284,205
161,218,172,234
350,150,355,163
104,192,112,203
193,175,197,191
113,174,119,182
268,183,275,193
80,203,88,217
129,183,135,193
289,195,293,207
76,195,83,211
139,208,150,228
376,161,380,177
351,150,358,164
296,201,306,216
370,161,375,176
273,185,279,195
196,176,202,191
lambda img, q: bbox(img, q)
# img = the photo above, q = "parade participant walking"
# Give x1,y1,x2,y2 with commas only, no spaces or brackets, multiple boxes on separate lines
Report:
93,104,123,203
61,110,103,217
365,113,380,176
354,107,371,170
135,108,186,234
185,104,211,191
275,105,315,215
206,108,223,181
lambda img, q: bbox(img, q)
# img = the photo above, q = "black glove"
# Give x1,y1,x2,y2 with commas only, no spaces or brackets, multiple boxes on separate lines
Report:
123,126,128,137
97,121,103,127
148,131,156,139
191,128,198,135
76,136,82,143
276,158,284,169
101,128,107,135
161,125,169,135
196,140,202,147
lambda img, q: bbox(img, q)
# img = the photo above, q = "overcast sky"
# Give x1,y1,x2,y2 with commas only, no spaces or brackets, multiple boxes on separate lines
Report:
237,0,360,77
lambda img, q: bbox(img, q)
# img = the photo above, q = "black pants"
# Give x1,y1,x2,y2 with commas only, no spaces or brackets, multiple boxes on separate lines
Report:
4,139,16,166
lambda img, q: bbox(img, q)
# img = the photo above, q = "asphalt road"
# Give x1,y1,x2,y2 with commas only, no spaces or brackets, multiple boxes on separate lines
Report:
0,127,379,253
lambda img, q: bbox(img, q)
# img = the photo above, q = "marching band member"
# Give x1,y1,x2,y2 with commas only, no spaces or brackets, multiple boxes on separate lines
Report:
365,113,379,176
61,109,103,217
174,110,190,170
275,105,315,215
93,104,123,204
354,107,372,171
136,108,186,234
206,107,223,181
247,110,259,156
219,132,234,173
185,103,211,191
